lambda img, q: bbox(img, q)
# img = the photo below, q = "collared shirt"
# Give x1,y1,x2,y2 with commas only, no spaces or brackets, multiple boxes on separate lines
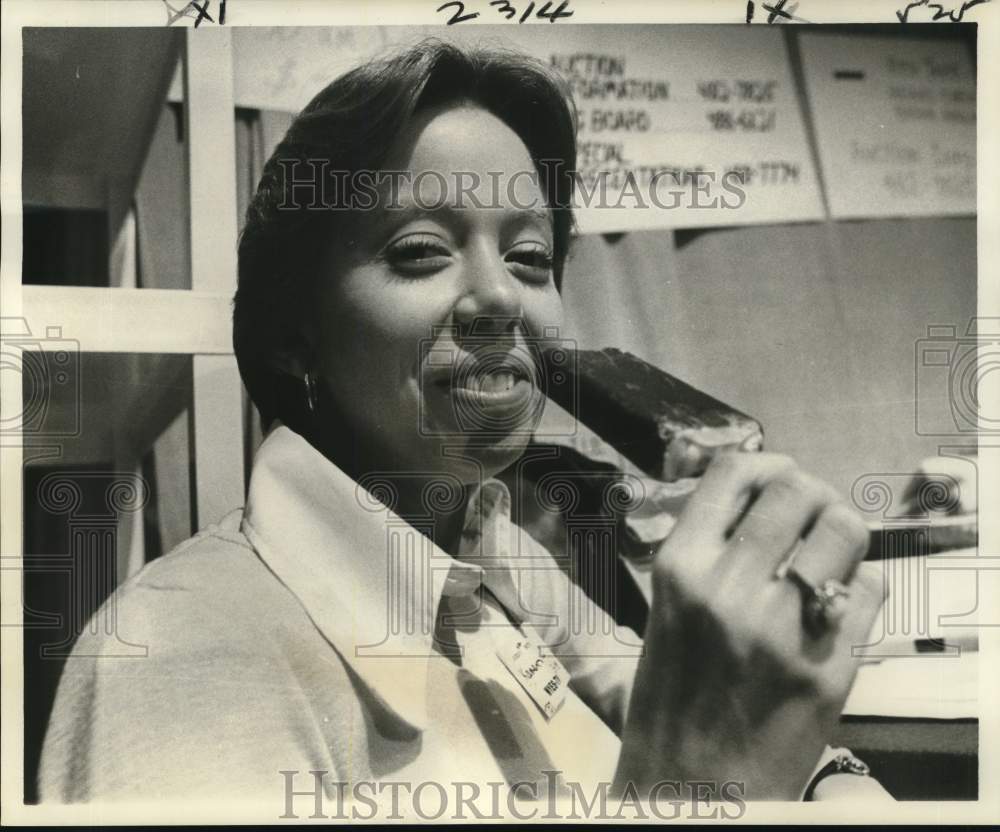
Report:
39,426,642,805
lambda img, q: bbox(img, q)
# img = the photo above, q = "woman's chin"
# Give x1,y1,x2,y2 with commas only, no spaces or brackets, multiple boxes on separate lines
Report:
467,431,532,471
422,429,532,484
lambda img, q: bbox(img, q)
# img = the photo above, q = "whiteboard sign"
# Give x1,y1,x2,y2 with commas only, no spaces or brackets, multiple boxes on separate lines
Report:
535,26,824,232
221,25,824,232
799,33,975,219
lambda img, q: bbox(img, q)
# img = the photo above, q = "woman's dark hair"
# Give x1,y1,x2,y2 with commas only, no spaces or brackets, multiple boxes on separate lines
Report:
234,38,578,429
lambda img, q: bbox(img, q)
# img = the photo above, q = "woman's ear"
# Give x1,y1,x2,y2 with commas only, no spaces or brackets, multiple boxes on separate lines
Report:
268,329,316,379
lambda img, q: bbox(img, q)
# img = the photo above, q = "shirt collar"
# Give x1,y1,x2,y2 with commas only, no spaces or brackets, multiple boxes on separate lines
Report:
240,425,520,732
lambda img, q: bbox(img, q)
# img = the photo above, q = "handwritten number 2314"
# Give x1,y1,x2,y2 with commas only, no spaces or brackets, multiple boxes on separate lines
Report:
437,0,574,25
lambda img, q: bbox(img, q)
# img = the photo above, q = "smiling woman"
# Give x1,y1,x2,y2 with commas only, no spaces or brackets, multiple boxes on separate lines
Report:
38,38,890,812
292,104,566,497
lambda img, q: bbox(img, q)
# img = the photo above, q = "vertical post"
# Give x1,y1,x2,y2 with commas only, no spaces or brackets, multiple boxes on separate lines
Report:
183,29,245,528
0,27,26,802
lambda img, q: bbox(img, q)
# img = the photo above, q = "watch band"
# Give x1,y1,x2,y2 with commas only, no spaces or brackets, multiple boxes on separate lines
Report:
803,752,871,801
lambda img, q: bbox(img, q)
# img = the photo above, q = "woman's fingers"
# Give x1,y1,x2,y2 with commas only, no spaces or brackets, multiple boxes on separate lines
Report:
726,468,846,578
837,560,888,645
632,450,891,797
789,500,871,583
667,451,797,550
666,451,868,583
661,449,883,653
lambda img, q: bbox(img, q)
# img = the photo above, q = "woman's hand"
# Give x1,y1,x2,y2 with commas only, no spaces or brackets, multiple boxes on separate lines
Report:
613,452,885,800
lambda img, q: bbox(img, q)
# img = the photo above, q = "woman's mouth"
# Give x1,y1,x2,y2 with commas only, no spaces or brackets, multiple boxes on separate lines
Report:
448,375,535,427
456,370,521,396
427,362,541,431
447,365,533,402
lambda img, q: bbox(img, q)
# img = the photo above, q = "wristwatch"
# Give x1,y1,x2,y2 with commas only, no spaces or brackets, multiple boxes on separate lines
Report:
803,751,871,801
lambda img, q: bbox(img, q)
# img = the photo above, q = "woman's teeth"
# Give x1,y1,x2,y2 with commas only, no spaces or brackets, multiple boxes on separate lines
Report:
475,371,517,393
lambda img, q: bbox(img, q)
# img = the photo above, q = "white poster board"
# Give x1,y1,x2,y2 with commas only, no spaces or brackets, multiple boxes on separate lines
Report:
218,25,825,233
799,33,976,220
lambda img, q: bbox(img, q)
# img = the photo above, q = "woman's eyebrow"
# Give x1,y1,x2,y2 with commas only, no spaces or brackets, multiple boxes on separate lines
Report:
513,206,554,226
373,203,552,232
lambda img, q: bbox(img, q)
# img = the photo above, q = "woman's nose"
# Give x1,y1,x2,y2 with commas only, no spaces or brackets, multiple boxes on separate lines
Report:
452,247,523,335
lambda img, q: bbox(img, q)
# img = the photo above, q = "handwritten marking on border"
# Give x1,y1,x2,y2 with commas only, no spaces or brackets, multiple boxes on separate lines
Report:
896,0,991,23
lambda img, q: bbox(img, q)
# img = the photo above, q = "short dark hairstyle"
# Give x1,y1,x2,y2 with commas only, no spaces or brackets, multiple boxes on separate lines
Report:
234,38,578,429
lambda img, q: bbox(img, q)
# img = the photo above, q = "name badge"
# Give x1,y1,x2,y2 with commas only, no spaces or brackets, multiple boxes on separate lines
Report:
493,623,570,720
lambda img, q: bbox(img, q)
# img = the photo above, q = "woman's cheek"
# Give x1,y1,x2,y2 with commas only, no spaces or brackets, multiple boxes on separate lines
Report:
525,286,565,338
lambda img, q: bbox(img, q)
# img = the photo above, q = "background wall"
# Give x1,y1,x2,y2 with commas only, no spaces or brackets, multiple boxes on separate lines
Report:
561,217,977,496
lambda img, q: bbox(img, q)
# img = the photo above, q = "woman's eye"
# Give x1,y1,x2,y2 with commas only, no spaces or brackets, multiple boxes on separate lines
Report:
384,235,452,275
505,243,554,283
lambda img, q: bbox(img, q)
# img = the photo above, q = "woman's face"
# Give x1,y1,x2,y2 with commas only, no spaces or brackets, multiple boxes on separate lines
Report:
306,103,565,484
